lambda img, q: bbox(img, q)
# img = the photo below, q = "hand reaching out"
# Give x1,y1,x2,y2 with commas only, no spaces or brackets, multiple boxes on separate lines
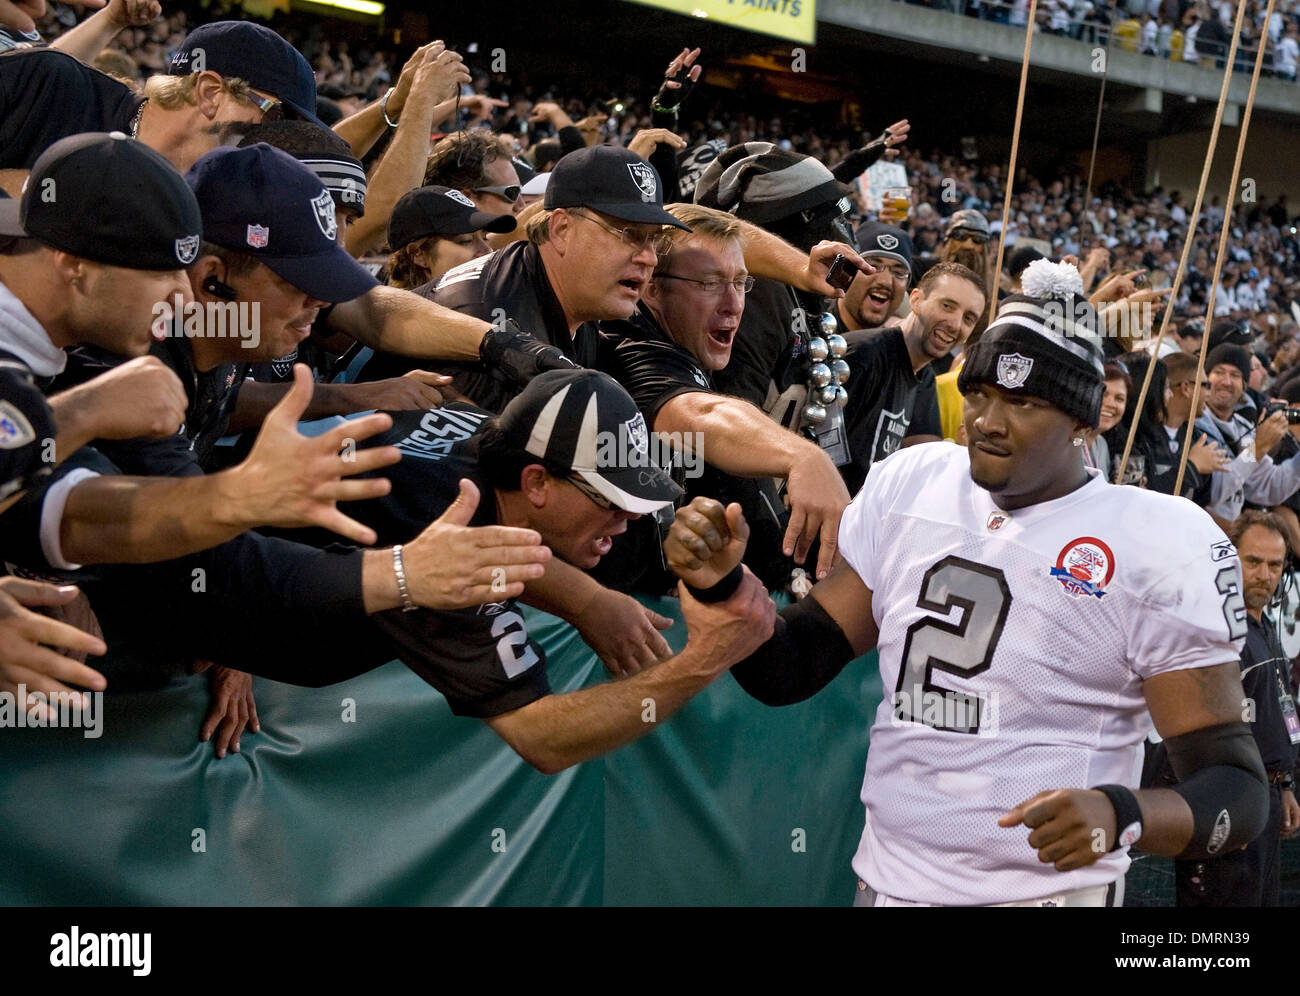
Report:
628,127,686,160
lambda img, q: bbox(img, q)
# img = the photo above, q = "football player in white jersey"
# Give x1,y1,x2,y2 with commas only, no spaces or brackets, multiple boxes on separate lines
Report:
665,268,1269,906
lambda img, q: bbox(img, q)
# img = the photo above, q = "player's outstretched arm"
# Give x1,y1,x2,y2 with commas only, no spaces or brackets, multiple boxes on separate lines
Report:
665,496,879,706
998,662,1268,871
485,566,775,774
520,558,673,678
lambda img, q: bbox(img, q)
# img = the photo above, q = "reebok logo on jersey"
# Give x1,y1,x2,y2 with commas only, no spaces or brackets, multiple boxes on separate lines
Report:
1210,539,1235,562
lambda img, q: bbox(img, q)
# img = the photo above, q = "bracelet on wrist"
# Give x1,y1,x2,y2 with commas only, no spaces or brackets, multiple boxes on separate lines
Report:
392,544,417,612
381,87,400,128
684,564,744,604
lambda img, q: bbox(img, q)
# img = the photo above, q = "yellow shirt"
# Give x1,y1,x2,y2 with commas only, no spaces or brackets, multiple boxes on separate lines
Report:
936,356,965,442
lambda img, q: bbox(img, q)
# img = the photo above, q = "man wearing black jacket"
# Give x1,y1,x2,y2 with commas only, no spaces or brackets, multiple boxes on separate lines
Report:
362,145,688,412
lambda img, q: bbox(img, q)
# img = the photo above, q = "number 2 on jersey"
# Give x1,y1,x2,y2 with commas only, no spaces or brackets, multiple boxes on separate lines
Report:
894,556,1012,735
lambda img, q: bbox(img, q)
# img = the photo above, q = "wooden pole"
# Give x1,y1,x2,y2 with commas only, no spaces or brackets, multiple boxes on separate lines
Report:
988,0,1040,327
1172,0,1277,498
1115,0,1251,485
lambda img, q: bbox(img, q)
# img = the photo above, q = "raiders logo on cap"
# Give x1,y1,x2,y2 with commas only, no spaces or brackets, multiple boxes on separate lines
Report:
310,188,337,241
876,234,899,251
627,162,658,204
445,190,475,208
175,234,200,265
996,352,1033,389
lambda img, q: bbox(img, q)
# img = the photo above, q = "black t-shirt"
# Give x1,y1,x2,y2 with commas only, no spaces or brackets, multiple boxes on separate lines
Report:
597,305,710,423
313,403,553,717
49,335,247,476
910,368,942,439
839,327,924,495
0,349,56,501
0,49,142,169
360,242,599,413
1243,614,1299,773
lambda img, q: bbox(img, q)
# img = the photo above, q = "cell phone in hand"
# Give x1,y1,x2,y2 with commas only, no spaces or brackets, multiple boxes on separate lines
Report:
827,254,856,292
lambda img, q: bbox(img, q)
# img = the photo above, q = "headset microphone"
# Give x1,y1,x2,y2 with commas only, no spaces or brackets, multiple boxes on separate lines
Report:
203,276,237,301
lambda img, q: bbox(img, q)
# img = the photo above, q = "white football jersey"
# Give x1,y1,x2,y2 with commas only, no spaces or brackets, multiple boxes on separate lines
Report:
838,442,1246,905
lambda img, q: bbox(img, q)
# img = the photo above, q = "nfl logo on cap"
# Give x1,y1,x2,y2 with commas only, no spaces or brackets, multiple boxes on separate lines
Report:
246,224,269,249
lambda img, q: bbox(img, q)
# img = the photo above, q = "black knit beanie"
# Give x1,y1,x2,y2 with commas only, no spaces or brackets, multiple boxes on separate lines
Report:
958,294,1107,428
1205,342,1251,383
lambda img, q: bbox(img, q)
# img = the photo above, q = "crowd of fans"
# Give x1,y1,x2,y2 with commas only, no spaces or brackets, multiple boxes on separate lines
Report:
908,0,1300,80
0,0,1298,906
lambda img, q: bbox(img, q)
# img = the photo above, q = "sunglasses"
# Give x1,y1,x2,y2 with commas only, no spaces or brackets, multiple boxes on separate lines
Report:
473,183,522,204
947,229,989,245
566,474,616,510
246,89,285,122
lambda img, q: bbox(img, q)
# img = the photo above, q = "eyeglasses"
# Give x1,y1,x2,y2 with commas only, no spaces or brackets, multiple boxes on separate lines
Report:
570,209,664,254
863,259,910,281
566,474,615,510
246,89,284,122
473,183,522,205
655,273,755,297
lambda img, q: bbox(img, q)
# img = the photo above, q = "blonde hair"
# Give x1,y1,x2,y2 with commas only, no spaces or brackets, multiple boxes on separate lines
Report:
655,203,746,263
525,209,554,246
143,73,256,110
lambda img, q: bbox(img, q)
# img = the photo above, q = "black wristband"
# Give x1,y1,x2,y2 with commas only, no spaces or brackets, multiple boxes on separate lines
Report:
1093,784,1144,851
684,564,743,603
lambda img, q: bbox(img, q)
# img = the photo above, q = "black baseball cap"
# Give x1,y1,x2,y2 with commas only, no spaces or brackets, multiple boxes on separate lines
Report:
854,221,913,274
387,186,515,251
498,369,683,514
0,132,202,271
169,21,323,128
545,147,689,230
186,143,377,304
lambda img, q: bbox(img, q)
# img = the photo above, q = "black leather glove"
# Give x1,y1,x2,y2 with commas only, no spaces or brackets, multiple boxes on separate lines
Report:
479,319,578,386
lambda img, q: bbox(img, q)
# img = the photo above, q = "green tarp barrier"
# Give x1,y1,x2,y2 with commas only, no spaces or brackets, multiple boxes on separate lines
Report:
0,597,881,906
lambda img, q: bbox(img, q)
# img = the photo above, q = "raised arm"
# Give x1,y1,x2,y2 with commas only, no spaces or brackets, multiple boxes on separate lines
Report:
345,45,470,257
50,0,155,66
